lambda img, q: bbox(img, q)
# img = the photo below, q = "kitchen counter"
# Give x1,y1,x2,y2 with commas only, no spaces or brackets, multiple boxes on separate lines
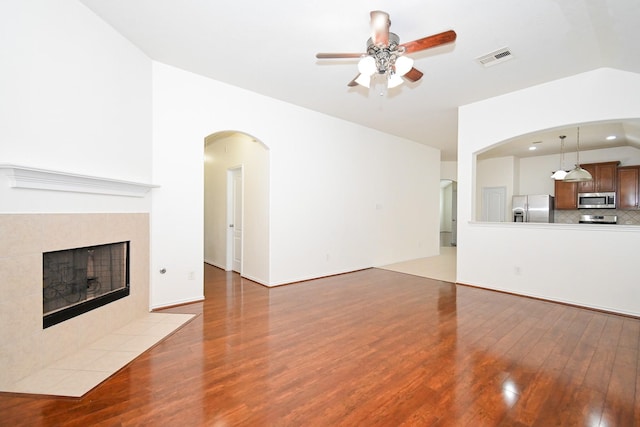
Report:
470,221,640,231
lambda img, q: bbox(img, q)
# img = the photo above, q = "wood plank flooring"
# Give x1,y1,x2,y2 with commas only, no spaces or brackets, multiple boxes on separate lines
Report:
0,265,638,426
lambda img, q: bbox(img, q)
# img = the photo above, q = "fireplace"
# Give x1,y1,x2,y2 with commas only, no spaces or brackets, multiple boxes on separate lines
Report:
43,241,130,328
0,213,149,390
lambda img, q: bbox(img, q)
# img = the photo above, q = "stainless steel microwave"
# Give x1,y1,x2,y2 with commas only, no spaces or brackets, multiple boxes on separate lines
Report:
578,192,616,209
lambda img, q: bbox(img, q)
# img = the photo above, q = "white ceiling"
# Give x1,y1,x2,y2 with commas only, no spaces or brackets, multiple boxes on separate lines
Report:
79,0,640,160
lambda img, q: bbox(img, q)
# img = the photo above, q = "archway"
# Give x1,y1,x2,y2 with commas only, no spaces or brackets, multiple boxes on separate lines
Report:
204,131,270,283
474,119,640,223
439,179,457,247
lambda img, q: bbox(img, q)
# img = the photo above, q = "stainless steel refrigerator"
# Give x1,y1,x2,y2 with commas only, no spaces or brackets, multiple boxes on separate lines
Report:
512,195,554,223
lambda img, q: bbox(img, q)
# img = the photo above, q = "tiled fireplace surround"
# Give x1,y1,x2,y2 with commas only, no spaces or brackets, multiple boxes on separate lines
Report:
0,213,150,389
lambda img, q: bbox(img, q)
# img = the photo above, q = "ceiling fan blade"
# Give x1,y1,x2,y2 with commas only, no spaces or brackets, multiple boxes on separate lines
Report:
403,67,424,82
400,30,457,54
316,52,365,59
347,75,361,87
370,10,390,47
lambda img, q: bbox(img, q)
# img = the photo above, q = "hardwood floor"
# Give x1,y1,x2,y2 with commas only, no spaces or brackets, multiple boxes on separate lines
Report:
1,265,638,426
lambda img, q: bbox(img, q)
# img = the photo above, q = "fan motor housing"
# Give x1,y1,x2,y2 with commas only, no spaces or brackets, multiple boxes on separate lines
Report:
366,33,403,73
366,32,400,52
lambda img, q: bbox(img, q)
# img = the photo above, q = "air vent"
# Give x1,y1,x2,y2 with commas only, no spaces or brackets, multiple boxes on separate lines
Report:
476,47,513,67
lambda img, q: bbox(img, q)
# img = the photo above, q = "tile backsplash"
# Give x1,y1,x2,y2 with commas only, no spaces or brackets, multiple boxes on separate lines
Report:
554,209,640,225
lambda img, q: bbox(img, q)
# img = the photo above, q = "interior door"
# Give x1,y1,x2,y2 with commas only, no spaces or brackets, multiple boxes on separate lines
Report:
481,186,506,222
228,168,243,273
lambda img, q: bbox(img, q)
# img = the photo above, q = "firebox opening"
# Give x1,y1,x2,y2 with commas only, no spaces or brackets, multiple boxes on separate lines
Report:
43,241,130,329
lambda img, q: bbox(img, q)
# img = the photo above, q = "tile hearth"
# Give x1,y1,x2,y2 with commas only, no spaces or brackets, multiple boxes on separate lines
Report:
1,312,195,398
0,213,155,393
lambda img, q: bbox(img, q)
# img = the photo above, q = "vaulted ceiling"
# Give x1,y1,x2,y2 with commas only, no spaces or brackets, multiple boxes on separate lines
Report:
80,0,640,160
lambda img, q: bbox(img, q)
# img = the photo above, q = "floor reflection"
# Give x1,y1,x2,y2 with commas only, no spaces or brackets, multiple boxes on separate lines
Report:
1,265,637,426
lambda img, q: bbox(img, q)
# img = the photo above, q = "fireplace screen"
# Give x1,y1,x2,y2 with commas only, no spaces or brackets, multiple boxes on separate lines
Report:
43,241,130,328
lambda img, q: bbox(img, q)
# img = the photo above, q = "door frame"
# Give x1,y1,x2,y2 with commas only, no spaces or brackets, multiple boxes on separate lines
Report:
226,166,243,272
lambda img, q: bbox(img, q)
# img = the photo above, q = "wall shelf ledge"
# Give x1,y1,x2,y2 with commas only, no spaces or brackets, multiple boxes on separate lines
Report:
0,163,158,197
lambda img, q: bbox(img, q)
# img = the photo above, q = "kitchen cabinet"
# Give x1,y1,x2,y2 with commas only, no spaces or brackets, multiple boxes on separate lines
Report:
577,161,618,193
617,166,640,209
554,180,578,210
554,161,621,209
576,164,596,193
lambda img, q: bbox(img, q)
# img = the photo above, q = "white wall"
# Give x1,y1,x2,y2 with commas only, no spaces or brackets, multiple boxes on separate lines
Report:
517,155,560,196
0,0,152,214
151,62,441,306
458,68,640,316
440,161,458,181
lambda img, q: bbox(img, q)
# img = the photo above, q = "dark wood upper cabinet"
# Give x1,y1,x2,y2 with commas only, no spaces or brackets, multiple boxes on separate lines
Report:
617,166,640,210
555,161,619,210
576,164,596,193
577,161,618,193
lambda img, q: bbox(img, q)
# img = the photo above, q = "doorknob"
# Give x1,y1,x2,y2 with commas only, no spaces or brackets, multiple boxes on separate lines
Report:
229,224,234,228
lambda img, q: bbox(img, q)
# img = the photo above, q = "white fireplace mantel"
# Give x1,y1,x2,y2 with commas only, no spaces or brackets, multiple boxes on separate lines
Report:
0,163,158,197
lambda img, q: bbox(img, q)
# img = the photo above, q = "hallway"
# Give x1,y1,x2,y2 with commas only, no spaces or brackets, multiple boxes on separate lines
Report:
379,246,456,283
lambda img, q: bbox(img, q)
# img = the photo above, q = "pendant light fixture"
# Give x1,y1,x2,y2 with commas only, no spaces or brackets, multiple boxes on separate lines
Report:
564,127,593,182
550,135,568,180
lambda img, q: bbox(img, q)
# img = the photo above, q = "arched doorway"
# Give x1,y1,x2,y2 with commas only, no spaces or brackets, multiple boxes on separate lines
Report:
204,131,270,281
440,179,457,247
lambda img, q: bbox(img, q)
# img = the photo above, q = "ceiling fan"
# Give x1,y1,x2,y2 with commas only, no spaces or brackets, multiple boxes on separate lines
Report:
316,11,457,93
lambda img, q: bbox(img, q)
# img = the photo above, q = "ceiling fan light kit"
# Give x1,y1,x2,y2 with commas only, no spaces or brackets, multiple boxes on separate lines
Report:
316,10,456,96
357,56,377,80
394,56,414,77
354,72,372,88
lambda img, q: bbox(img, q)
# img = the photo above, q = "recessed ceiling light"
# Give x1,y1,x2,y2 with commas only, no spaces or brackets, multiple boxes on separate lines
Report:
528,141,541,151
606,135,616,140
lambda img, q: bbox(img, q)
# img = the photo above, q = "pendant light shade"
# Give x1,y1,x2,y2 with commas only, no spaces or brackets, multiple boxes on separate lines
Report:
551,169,568,180
551,135,568,180
564,127,593,182
564,165,592,182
